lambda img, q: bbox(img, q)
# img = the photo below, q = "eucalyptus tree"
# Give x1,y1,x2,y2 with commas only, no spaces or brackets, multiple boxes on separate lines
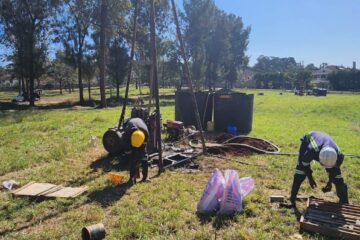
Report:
0,0,61,106
49,51,77,94
128,0,170,90
183,0,216,88
183,0,250,89
91,0,130,108
82,51,97,101
57,0,96,105
107,37,129,99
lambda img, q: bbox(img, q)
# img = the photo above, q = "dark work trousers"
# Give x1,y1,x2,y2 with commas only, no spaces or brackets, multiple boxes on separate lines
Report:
290,143,349,204
129,145,148,183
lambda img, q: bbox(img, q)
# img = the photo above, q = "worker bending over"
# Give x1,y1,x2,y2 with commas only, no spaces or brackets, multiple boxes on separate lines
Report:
123,117,150,184
289,131,348,207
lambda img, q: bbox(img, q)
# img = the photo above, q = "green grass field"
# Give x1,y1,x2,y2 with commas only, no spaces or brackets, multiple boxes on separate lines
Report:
0,89,359,239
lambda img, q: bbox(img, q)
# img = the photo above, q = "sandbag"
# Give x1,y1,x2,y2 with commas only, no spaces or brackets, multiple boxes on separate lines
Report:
219,170,243,215
197,168,225,213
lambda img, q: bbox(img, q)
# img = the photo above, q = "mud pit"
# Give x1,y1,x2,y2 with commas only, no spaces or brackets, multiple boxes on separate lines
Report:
204,133,280,156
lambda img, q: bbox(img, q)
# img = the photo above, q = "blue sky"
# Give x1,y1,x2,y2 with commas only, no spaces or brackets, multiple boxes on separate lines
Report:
1,1,359,68
177,0,360,67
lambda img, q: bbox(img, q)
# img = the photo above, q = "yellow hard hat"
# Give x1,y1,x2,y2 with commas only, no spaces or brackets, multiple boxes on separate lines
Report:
131,130,145,148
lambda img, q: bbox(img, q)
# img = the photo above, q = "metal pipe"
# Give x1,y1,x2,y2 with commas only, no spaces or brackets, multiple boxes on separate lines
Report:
150,0,163,173
118,0,140,129
170,0,207,153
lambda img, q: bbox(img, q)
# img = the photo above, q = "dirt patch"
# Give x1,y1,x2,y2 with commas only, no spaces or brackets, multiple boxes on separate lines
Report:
225,137,279,152
200,133,279,156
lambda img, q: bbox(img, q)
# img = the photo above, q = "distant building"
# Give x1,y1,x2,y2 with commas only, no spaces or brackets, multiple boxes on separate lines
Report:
243,68,255,82
310,65,338,88
0,72,18,88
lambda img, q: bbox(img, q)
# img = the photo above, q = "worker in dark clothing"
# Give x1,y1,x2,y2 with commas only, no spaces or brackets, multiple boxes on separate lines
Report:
289,131,348,207
123,117,150,184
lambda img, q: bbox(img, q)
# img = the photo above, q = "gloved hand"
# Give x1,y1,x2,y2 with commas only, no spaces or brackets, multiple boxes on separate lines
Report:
308,175,317,189
322,182,332,193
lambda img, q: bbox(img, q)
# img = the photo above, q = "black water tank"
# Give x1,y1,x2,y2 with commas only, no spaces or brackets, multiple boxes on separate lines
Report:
214,92,254,134
175,90,213,128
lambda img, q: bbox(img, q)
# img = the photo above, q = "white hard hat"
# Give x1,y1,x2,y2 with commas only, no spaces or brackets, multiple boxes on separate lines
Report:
319,147,337,168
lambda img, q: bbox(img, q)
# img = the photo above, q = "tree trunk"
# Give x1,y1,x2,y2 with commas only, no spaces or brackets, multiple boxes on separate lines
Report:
25,78,29,96
19,77,22,95
59,79,63,94
116,79,120,99
21,78,26,94
88,78,91,101
77,51,84,105
99,0,107,108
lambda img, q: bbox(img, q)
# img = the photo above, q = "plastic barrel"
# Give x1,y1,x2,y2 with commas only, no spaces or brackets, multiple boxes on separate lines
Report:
232,93,254,134
175,90,212,129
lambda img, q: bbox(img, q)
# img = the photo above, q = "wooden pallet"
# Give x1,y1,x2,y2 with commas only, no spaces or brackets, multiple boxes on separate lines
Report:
300,198,360,240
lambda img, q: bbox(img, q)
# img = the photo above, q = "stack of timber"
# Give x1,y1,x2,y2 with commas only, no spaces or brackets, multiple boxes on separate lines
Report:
300,198,360,240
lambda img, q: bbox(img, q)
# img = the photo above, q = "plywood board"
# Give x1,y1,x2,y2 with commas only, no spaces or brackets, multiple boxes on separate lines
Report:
12,182,88,198
12,182,57,196
45,186,89,198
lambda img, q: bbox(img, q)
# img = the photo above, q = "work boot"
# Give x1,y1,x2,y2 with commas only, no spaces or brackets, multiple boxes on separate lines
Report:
322,181,332,193
289,175,305,206
336,184,349,204
141,160,149,182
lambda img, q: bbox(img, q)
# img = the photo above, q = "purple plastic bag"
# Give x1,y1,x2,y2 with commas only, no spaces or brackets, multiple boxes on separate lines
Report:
197,168,225,213
219,170,243,215
239,176,255,198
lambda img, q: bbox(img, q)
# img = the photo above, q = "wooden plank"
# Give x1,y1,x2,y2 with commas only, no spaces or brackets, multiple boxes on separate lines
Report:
300,216,360,240
12,182,58,196
11,181,35,194
308,202,360,218
12,182,88,198
308,206,360,221
313,206,360,217
311,199,360,211
45,186,88,198
306,212,360,234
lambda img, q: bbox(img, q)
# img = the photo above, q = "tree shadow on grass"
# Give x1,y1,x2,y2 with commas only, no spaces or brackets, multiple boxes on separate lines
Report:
196,211,237,230
196,212,216,225
212,214,237,230
87,182,131,208
0,196,84,237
